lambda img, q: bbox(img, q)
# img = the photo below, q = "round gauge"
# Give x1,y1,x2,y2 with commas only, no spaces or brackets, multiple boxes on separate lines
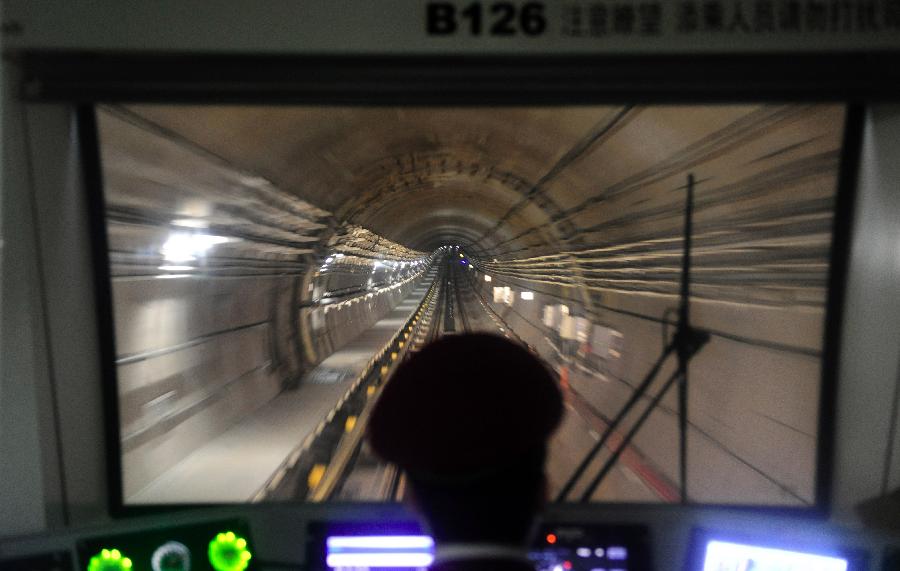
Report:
151,541,191,571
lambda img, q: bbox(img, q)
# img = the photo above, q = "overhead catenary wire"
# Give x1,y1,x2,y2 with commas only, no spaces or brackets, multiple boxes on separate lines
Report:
556,174,709,504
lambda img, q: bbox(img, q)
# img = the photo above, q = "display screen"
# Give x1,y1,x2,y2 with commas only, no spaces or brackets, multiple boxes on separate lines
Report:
325,536,434,570
91,103,851,508
312,523,650,571
701,540,849,571
321,535,639,571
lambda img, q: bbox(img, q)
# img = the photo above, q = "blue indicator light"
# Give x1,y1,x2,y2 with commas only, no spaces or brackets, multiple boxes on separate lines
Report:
326,535,434,568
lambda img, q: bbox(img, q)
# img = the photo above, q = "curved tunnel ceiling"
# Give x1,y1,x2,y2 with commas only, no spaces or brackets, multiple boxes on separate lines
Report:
122,105,632,256
107,103,846,311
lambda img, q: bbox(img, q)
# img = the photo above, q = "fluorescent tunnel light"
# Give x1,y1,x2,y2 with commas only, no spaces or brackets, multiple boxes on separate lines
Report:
161,232,232,262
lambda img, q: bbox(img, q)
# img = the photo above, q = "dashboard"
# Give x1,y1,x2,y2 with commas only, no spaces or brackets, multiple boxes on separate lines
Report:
2,7,900,571
1,506,895,571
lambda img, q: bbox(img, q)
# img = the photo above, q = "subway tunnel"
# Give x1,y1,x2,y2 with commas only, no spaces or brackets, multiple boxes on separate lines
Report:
95,103,846,507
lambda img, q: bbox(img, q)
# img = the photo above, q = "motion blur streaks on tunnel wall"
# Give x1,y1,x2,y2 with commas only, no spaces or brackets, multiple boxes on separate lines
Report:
99,103,845,507
96,108,428,499
471,105,845,506
122,105,630,254
306,226,427,363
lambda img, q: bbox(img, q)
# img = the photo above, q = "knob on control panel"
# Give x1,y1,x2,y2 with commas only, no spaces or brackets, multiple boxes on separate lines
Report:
77,519,252,571
151,541,191,571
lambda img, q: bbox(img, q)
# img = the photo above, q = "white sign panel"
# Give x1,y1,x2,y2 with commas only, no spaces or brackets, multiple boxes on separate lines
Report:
5,1,900,54
560,314,578,340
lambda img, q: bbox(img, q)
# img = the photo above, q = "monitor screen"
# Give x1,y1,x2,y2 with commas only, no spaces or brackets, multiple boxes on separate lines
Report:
701,540,848,571
684,529,867,571
88,102,853,509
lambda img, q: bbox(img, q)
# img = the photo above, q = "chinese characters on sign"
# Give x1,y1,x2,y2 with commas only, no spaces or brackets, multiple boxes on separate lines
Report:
561,0,900,37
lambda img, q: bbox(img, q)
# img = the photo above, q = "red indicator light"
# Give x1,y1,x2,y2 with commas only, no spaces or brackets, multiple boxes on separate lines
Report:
546,534,557,544
563,561,573,570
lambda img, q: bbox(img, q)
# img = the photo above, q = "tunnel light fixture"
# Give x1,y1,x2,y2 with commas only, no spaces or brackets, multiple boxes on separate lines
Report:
493,286,514,305
484,275,492,282
162,232,232,262
521,291,535,300
159,265,194,272
172,218,209,229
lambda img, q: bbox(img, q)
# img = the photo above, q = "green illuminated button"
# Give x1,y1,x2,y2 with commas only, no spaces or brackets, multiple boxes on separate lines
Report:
88,549,133,571
208,531,252,571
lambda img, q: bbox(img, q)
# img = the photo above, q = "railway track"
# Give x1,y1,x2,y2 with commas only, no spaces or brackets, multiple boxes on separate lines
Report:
452,260,472,333
278,254,511,503
324,262,453,501
321,255,490,501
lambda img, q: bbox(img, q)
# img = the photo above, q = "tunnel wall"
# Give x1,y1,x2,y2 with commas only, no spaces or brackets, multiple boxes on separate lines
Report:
94,104,432,500
116,274,300,499
304,267,425,364
117,265,424,499
476,271,821,505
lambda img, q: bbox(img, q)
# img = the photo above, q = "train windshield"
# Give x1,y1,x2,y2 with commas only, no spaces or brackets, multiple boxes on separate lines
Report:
93,103,849,507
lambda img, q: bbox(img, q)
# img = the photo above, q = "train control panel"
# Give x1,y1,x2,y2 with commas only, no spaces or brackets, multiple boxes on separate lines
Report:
3,510,899,571
306,521,650,571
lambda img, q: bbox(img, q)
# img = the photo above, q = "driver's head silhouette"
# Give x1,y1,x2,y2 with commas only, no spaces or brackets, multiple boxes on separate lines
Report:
368,333,563,570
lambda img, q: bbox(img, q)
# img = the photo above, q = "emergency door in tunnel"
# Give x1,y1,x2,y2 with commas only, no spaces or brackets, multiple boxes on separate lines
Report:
89,103,851,509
